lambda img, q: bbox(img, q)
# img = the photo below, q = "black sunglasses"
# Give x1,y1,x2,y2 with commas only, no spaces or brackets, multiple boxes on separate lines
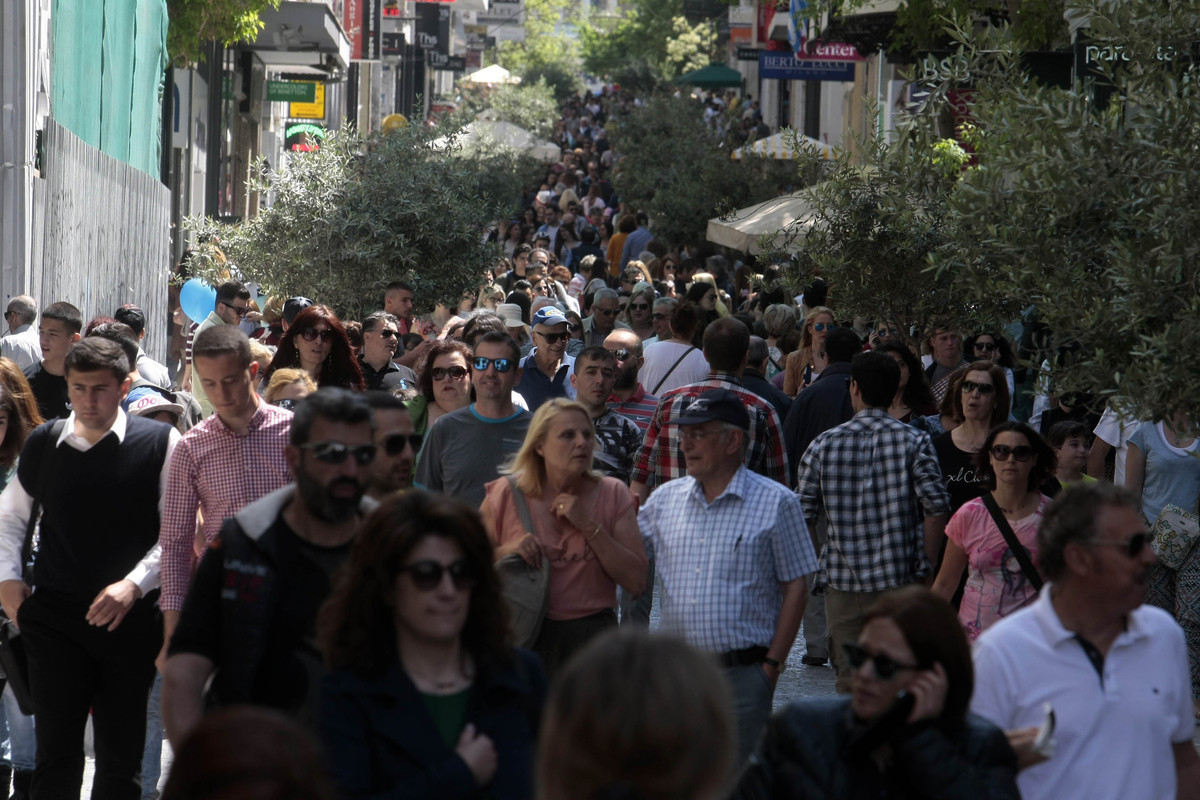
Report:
608,348,632,361
1090,532,1149,559
431,365,468,381
298,441,376,465
990,444,1034,462
220,302,249,318
629,303,651,311
961,380,996,395
843,642,921,681
300,328,335,343
595,308,618,317
381,433,423,456
398,559,478,592
651,313,670,321
276,398,299,411
375,329,398,339
472,357,513,373
974,342,997,352
536,331,570,344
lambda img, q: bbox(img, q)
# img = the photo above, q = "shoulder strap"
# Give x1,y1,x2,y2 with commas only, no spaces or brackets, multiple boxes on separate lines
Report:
24,419,66,577
506,475,537,538
652,346,697,395
980,493,1043,591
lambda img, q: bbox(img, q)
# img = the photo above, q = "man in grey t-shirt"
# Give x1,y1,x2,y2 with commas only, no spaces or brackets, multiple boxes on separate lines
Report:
415,332,531,507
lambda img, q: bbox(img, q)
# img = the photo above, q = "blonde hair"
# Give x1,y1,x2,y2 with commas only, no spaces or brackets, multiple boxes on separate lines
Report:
799,305,835,357
248,339,275,372
264,367,317,404
505,399,600,497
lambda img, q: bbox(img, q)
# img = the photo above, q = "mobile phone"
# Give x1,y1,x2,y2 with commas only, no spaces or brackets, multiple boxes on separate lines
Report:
1032,702,1056,758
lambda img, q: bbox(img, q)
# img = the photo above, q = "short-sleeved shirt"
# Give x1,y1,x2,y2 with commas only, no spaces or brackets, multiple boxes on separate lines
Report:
415,405,532,509
933,431,988,514
1127,421,1200,524
1093,406,1138,486
483,476,635,620
590,409,642,484
946,495,1048,641
606,384,658,434
23,361,70,420
638,341,708,396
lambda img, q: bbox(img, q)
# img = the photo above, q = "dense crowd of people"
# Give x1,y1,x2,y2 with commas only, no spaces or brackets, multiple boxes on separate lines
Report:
0,85,1192,800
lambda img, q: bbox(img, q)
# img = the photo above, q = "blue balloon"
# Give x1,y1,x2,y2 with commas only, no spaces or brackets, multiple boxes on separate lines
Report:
179,278,216,324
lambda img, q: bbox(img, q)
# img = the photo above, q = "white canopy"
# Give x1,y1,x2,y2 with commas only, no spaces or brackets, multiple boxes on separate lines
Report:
430,119,561,162
461,64,521,86
706,190,818,254
732,129,836,161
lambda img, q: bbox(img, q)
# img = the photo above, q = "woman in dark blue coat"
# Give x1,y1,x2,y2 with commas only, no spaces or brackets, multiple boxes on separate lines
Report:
317,491,546,800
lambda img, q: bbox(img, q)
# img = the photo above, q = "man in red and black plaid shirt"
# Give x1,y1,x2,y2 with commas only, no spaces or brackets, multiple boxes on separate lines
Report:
630,318,789,505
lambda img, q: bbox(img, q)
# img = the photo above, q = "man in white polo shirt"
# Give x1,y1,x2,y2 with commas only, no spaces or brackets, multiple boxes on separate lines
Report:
971,482,1200,800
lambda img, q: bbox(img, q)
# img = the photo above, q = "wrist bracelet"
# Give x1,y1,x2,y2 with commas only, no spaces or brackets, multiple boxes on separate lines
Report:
587,524,602,541
763,656,784,671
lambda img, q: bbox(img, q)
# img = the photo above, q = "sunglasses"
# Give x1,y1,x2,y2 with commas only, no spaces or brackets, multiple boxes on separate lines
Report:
398,559,477,592
877,328,901,338
1091,532,1150,559
629,303,651,311
298,441,376,465
536,331,570,344
651,313,670,321
567,323,581,334
220,302,249,318
595,308,618,317
431,365,468,381
990,444,1034,462
961,380,996,395
843,642,921,681
472,357,514,373
276,398,299,411
381,433,423,456
608,349,632,361
813,322,835,332
375,329,398,339
300,328,335,343
974,342,997,352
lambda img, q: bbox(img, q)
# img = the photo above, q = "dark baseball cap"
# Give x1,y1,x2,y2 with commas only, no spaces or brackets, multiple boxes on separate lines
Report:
673,388,750,430
283,296,313,325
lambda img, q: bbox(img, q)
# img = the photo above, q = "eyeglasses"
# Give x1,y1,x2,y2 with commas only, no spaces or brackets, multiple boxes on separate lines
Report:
220,302,249,318
679,426,723,442
298,441,376,465
431,365,468,381
813,322,835,332
472,357,514,373
374,329,398,339
276,398,299,411
536,331,570,344
381,433,424,456
595,308,619,317
974,342,997,352
299,328,335,343
652,313,670,321
961,380,996,395
629,303,651,311
567,323,581,334
608,349,632,361
398,559,477,592
990,444,1034,462
843,642,921,681
1090,532,1150,559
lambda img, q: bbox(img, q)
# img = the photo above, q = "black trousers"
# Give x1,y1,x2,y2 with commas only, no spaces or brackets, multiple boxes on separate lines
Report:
533,609,617,680
18,591,160,800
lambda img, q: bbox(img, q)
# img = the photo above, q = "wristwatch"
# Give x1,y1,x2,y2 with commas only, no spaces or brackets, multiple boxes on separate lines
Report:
763,656,785,672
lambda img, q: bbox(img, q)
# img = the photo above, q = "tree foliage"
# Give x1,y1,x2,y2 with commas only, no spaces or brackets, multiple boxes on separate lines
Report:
183,124,506,320
665,16,720,76
166,0,281,67
460,79,558,140
609,95,795,249
495,0,584,102
581,0,725,84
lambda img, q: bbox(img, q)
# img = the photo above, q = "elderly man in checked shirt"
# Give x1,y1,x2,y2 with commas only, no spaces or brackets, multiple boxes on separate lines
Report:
797,351,949,692
639,388,816,766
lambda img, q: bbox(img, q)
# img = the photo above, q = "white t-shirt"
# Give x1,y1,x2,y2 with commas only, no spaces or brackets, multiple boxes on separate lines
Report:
638,341,709,396
972,588,1193,800
1093,405,1138,486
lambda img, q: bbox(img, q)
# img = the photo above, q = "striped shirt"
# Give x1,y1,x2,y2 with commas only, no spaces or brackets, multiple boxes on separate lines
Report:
607,384,659,433
158,402,293,611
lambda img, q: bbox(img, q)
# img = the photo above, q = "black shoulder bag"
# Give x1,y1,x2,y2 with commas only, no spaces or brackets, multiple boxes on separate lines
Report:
980,493,1043,591
651,346,697,395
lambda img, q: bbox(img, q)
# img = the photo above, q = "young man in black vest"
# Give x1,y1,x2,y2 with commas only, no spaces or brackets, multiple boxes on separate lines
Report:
0,337,179,799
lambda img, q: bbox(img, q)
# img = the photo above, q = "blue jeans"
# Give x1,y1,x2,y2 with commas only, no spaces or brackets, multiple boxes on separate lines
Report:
725,663,775,766
141,672,164,800
0,683,36,771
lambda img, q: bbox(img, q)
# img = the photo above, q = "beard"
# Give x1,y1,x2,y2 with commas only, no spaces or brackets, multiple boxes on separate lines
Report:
296,468,363,524
613,362,638,390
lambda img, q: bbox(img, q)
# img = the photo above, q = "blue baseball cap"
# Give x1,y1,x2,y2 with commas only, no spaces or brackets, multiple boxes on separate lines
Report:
531,306,568,329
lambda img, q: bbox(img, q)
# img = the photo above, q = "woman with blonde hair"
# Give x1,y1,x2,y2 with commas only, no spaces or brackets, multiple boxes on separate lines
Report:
618,283,656,342
263,367,317,410
479,399,648,677
783,306,837,397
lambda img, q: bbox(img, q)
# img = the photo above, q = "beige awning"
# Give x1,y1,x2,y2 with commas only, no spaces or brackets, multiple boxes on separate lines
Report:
706,190,818,254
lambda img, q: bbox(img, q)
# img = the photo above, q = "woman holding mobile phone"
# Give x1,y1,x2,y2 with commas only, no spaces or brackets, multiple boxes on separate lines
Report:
734,587,1020,800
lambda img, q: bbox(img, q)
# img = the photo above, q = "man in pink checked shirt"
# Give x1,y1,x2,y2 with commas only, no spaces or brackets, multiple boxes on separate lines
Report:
157,325,292,669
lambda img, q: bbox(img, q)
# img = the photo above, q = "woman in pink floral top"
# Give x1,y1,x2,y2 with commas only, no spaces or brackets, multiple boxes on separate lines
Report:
932,422,1057,641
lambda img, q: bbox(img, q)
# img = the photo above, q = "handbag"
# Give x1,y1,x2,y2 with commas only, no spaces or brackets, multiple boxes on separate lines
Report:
1150,504,1200,571
495,476,550,648
981,493,1043,591
0,419,66,715
651,346,697,395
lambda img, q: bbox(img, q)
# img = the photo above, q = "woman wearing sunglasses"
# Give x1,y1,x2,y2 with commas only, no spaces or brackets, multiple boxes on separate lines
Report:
932,361,1011,516
735,586,1019,799
619,283,656,342
317,491,545,800
932,423,1055,641
965,331,1016,412
405,340,473,437
480,399,648,678
782,306,836,398
262,305,364,392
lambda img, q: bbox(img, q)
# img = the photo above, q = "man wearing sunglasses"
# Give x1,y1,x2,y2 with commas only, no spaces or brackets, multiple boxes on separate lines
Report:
163,388,377,744
582,289,630,348
603,329,659,434
189,281,250,418
415,332,530,508
971,482,1199,800
363,392,418,500
358,311,418,392
515,306,576,412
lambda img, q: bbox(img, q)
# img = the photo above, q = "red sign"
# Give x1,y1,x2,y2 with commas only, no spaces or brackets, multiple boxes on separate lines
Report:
801,41,865,62
343,0,364,59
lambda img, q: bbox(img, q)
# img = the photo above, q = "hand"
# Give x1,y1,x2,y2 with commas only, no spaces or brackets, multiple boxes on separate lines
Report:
86,579,141,631
455,723,497,787
1005,726,1050,771
0,580,30,628
155,642,170,674
244,310,263,323
760,662,780,689
550,493,590,531
906,662,948,723
511,533,543,568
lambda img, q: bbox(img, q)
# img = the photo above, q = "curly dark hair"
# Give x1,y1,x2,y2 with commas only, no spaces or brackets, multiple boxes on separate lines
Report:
417,339,473,400
974,421,1057,492
262,305,364,391
875,340,935,414
317,491,512,677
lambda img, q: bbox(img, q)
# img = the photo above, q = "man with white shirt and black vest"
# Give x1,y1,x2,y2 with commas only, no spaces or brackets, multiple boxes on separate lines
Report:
0,337,179,799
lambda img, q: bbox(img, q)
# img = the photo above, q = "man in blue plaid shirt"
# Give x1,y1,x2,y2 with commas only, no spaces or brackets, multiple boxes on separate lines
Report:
640,389,817,764
797,350,950,691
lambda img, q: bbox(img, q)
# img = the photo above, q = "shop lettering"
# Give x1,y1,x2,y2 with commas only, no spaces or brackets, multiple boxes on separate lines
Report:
1085,44,1177,64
